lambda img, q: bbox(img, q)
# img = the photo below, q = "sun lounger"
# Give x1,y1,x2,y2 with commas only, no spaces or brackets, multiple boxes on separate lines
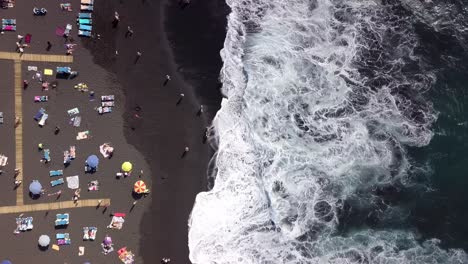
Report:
0,112,3,124
78,13,92,19
43,149,51,162
16,216,33,231
34,95,48,102
101,101,115,107
78,30,92,37
101,95,115,101
72,116,81,127
78,24,92,31
55,213,69,226
60,3,72,11
0,155,8,166
57,238,71,245
34,108,45,121
77,18,92,25
69,146,76,159
2,25,16,31
38,113,48,126
98,106,112,114
56,233,69,239
51,178,65,187
80,4,93,11
76,131,90,140
2,19,16,25
67,107,79,116
83,227,97,240
107,214,125,230
64,24,72,35
49,170,63,177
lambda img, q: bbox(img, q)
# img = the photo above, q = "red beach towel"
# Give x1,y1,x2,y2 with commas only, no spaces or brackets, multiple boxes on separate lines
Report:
25,34,31,44
55,27,65,36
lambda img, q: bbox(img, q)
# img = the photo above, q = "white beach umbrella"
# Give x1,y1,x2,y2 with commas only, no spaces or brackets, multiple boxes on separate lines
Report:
38,235,50,247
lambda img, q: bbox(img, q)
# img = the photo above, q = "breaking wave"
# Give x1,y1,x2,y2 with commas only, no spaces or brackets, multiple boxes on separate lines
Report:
189,0,468,263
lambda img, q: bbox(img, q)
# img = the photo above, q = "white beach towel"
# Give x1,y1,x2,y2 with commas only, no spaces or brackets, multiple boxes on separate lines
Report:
27,66,38,71
66,175,79,189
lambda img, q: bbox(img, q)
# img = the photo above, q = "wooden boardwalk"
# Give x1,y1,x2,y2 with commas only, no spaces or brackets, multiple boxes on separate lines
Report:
14,61,24,205
0,199,111,214
0,52,110,213
0,52,73,63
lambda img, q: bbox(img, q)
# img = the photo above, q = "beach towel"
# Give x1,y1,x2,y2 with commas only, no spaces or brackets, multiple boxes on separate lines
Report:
55,27,65,36
27,66,38,71
76,131,90,140
24,33,32,44
78,246,84,256
66,175,79,189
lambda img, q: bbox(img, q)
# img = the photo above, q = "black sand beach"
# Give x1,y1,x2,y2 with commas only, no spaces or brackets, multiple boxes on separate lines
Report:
0,0,228,262
83,0,229,262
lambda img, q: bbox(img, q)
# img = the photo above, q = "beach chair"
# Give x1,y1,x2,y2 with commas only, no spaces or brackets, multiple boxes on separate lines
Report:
0,112,3,124
101,95,115,101
0,154,8,166
50,178,64,187
72,116,81,127
101,101,115,107
78,30,92,37
56,233,71,246
78,24,92,31
58,239,71,245
43,149,51,162
38,113,48,126
2,19,16,25
34,95,48,102
1,25,16,31
60,3,72,11
76,131,90,140
55,213,69,226
80,4,93,11
64,24,72,35
69,146,76,159
64,150,71,164
98,106,112,114
49,170,63,177
77,18,92,25
67,107,79,116
34,108,45,121
78,13,92,19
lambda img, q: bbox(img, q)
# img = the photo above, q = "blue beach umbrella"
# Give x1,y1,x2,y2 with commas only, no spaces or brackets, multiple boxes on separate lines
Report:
86,155,99,168
1,260,12,264
29,180,42,195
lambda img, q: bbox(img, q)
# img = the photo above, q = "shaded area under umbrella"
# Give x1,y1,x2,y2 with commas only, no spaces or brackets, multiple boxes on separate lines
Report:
29,180,42,195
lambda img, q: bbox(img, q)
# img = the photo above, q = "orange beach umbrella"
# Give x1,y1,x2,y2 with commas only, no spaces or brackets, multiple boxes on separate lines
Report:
134,180,148,194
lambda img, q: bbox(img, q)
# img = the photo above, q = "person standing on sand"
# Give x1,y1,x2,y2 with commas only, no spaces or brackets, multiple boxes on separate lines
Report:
163,74,171,86
176,93,184,105
54,126,61,135
126,26,134,37
182,146,190,158
135,51,142,63
46,41,52,51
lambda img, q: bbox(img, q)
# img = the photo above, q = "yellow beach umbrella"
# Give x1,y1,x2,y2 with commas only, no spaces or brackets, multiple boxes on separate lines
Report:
121,162,132,172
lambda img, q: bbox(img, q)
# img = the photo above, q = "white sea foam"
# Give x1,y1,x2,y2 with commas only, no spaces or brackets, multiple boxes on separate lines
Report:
189,0,467,263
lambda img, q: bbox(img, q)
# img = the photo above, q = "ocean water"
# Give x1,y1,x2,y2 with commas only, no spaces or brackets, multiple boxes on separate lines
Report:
189,0,468,263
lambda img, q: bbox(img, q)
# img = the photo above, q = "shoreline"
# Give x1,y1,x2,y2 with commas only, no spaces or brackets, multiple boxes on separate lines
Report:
84,0,228,262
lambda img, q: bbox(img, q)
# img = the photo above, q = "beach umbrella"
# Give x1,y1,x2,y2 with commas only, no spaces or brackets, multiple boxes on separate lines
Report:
38,235,50,247
86,155,99,168
121,162,132,172
1,260,12,264
133,180,147,194
104,235,112,245
29,180,42,195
